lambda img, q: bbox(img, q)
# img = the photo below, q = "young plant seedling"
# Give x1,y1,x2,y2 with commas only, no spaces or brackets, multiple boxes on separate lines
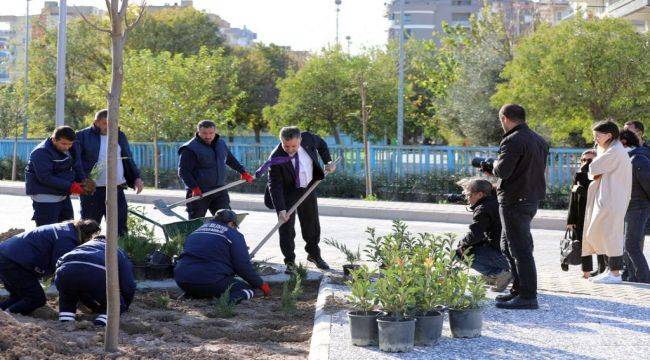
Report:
213,285,236,318
155,293,171,309
282,271,303,314
345,265,377,315
323,238,361,265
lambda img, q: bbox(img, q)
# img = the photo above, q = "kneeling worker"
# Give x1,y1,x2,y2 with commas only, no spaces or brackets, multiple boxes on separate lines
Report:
456,178,512,292
54,235,136,326
0,220,101,315
174,209,271,303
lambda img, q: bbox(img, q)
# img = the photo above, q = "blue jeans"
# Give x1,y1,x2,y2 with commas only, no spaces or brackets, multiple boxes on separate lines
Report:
623,208,650,283
469,245,510,276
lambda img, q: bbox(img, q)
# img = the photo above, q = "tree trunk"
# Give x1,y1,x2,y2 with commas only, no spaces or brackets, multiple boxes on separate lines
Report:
360,81,372,198
254,128,261,143
153,129,159,189
105,1,126,352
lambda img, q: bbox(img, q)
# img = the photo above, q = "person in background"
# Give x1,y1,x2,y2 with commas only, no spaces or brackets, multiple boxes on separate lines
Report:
623,121,648,149
455,178,512,292
174,209,270,303
619,130,650,283
0,220,100,315
483,104,549,310
25,126,88,226
75,109,144,236
583,121,632,284
565,149,607,278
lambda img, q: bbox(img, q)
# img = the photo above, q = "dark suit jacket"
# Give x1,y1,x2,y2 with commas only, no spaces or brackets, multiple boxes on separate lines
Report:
263,132,332,211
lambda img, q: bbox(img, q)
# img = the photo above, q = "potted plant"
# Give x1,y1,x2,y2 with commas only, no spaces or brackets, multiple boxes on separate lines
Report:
375,256,417,353
323,238,361,276
411,248,445,347
447,256,487,339
346,265,380,346
119,234,157,280
148,235,183,279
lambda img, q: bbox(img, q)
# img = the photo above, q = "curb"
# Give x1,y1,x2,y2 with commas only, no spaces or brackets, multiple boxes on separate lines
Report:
309,275,334,360
0,181,568,230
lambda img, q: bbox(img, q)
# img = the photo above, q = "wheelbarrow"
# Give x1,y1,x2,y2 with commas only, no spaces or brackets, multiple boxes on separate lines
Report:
127,207,248,243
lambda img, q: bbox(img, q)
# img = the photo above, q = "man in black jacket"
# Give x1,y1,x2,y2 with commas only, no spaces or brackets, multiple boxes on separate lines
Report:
482,104,549,310
619,130,650,283
258,126,335,273
456,178,511,292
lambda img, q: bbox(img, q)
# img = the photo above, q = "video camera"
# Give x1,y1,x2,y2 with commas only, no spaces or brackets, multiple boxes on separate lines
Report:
471,157,495,174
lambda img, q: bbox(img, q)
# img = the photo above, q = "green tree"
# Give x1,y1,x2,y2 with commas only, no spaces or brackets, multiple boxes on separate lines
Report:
27,17,110,136
233,44,299,142
435,7,513,146
127,7,224,55
492,17,650,146
265,46,354,145
0,84,23,139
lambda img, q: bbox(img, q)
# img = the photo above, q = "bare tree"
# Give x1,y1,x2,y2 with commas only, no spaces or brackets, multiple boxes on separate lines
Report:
77,0,145,352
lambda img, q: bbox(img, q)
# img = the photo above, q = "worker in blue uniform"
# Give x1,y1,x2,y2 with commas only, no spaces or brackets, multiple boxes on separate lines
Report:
0,220,101,315
174,209,270,303
54,235,136,326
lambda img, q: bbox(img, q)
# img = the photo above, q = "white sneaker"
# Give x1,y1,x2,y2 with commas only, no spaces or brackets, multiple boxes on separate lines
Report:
590,272,622,284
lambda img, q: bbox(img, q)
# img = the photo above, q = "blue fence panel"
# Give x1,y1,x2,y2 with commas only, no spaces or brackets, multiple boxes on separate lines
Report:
0,140,584,188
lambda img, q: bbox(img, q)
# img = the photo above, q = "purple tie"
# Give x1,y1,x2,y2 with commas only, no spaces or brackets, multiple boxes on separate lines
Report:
294,151,300,188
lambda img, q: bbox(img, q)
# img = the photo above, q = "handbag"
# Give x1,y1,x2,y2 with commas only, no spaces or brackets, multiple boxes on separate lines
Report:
560,228,582,266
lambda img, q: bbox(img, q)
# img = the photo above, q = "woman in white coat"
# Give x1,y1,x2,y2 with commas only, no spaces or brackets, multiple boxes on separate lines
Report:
583,121,632,284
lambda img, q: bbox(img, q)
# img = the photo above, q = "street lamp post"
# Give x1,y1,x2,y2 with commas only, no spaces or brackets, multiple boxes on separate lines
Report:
345,35,351,54
22,0,29,139
397,0,405,147
55,0,67,127
335,0,341,44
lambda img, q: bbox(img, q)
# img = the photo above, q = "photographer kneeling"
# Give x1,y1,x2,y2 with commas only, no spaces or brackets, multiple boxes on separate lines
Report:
456,178,512,292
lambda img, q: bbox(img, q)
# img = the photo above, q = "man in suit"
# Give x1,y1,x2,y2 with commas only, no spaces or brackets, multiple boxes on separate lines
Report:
258,126,335,273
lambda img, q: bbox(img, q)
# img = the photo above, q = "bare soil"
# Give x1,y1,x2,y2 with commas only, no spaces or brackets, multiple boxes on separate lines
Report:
0,280,319,359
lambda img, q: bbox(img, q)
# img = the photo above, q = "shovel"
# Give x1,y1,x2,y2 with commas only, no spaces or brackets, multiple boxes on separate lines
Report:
153,178,250,217
250,157,341,258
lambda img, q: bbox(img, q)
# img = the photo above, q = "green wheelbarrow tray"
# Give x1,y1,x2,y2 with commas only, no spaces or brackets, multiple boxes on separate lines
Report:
128,208,249,242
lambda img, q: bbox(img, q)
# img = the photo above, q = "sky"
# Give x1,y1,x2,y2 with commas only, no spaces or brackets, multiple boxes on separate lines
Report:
0,0,390,54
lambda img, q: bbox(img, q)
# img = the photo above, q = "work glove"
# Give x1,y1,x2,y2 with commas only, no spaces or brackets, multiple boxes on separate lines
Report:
260,282,271,297
241,172,255,183
191,187,202,197
69,182,84,195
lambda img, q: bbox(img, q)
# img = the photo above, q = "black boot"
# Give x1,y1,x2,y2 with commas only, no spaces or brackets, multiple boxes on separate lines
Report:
284,261,296,275
495,292,518,303
495,296,539,310
307,255,330,270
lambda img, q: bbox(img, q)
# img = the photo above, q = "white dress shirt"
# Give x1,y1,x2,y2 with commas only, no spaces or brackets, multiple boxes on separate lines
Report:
293,146,313,188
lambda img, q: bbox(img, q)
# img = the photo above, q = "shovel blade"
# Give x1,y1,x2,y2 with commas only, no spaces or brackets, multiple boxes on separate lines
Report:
153,199,177,217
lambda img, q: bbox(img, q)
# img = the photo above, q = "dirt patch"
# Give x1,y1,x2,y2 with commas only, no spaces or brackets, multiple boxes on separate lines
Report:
0,280,319,359
323,294,352,314
0,228,24,242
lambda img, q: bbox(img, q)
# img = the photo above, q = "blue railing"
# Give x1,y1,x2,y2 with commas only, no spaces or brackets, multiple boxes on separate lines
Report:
0,140,584,188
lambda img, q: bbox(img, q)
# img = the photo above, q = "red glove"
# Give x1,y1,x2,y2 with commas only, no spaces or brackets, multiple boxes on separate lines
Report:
191,187,202,197
260,283,271,297
69,182,84,195
241,172,255,183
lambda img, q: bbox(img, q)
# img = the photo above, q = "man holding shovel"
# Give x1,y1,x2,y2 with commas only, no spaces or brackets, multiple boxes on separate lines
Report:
178,120,255,219
257,126,335,273
75,109,144,236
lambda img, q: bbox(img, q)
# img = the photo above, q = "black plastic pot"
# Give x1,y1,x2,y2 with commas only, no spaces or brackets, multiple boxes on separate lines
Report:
132,264,147,281
348,310,381,346
414,310,443,346
449,308,483,338
377,316,416,353
343,264,361,277
146,264,174,280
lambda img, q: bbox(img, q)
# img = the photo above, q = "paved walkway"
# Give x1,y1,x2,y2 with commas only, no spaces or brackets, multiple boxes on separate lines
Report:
0,180,567,230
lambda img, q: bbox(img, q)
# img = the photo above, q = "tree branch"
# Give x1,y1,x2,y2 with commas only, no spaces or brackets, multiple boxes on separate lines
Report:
126,2,147,33
75,6,111,33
